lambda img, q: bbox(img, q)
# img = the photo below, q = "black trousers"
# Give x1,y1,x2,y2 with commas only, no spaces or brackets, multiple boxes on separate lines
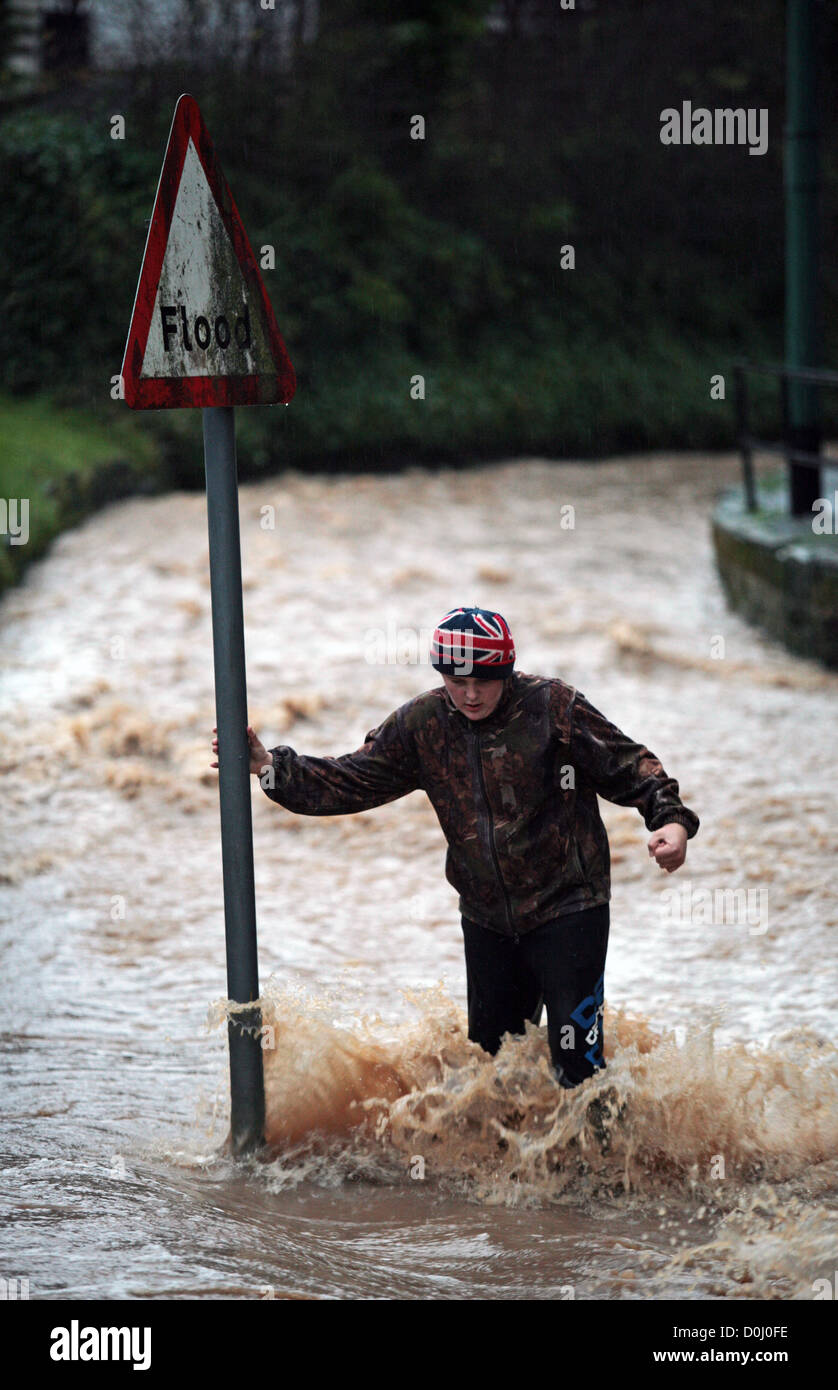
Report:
460,902,610,1089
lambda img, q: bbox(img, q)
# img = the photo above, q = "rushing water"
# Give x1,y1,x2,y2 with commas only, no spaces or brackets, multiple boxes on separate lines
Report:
1,450,836,1301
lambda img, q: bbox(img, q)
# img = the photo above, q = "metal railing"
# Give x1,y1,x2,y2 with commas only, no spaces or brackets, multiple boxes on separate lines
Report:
732,360,838,513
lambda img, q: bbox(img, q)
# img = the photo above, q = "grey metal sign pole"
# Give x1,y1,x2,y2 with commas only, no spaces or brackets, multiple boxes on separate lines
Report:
202,404,265,1156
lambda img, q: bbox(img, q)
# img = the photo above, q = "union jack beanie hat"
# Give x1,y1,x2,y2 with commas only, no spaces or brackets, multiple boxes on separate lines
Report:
430,607,516,680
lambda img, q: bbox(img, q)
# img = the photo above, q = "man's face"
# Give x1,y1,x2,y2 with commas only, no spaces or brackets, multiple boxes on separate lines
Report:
441,673,506,721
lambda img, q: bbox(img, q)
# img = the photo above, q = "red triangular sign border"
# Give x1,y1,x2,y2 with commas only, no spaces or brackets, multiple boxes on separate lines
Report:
121,94,296,410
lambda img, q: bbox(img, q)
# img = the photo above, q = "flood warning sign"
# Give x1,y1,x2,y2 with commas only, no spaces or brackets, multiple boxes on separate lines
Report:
121,95,295,409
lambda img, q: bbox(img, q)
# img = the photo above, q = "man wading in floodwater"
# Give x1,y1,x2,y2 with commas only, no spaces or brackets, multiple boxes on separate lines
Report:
211,607,699,1102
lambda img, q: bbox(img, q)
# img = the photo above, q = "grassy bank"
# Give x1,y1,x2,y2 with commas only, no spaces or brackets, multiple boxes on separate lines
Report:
0,394,163,596
0,331,785,600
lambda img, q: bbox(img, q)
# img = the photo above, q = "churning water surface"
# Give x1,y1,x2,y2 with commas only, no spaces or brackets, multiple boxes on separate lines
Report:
1,450,836,1300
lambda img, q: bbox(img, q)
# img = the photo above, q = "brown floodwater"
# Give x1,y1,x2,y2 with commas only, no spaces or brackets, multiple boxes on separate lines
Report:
1,450,836,1300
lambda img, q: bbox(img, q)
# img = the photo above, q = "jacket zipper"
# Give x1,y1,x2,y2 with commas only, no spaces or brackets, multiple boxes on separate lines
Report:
471,725,517,939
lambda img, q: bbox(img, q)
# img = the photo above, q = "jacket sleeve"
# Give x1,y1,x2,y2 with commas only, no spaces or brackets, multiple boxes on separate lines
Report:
567,689,700,838
259,705,421,815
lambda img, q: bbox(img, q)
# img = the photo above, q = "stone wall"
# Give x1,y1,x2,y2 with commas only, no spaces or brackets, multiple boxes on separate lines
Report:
712,481,838,669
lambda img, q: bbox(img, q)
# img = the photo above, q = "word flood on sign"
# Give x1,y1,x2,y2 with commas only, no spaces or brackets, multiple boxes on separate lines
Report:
160,304,252,352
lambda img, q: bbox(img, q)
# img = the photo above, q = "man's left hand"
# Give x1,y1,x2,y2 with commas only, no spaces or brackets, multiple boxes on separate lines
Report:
647,822,688,872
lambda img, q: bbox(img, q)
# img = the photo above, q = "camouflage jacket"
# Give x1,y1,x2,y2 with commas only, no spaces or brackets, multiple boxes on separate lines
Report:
261,671,700,937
